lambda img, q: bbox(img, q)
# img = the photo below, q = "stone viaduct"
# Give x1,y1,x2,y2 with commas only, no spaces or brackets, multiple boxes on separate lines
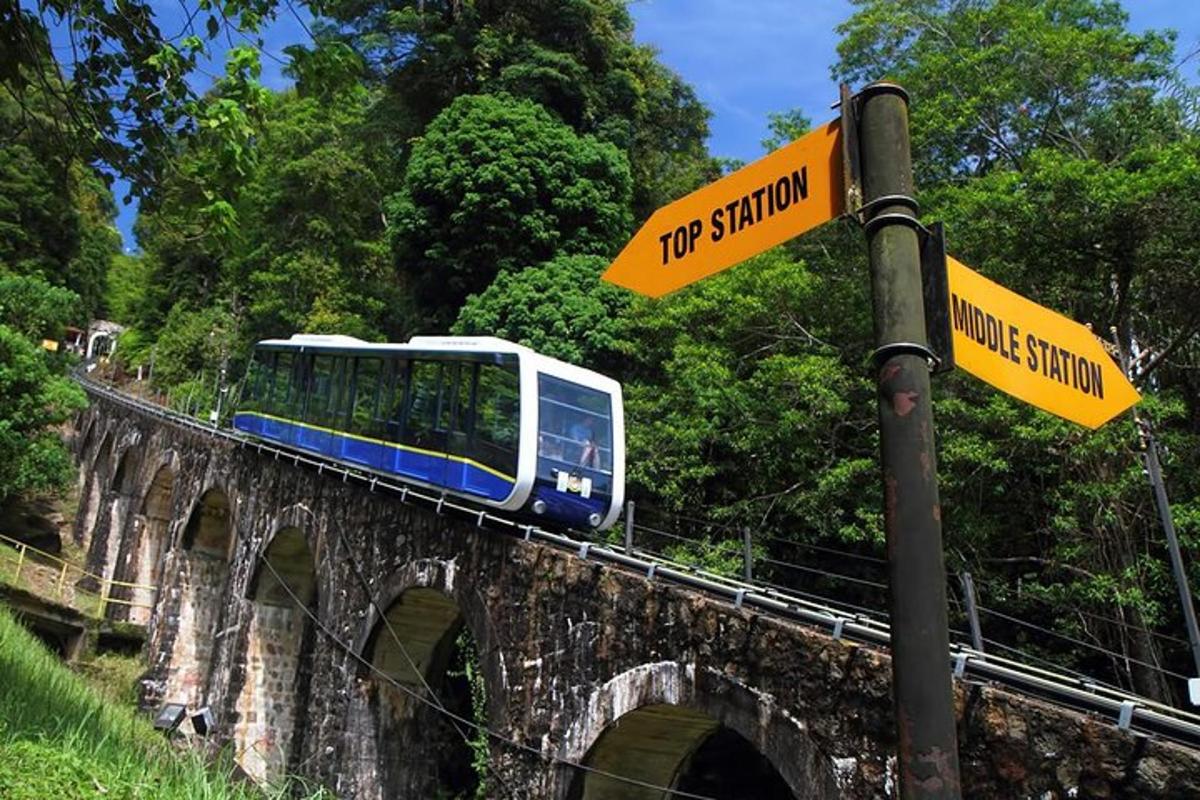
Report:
69,386,1200,799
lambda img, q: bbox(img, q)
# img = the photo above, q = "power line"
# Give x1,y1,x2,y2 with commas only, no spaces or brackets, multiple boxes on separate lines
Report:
760,556,888,590
977,605,1190,682
256,555,723,799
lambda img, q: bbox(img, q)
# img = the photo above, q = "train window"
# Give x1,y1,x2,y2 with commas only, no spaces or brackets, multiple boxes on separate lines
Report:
310,355,334,426
404,361,441,447
290,354,310,418
439,363,459,433
352,358,381,436
328,357,349,427
244,350,272,413
384,359,410,441
456,363,477,434
374,358,397,437
537,374,613,477
273,352,294,415
473,362,519,476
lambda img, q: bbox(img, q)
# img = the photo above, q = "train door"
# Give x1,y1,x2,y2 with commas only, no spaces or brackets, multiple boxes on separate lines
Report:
443,362,476,495
342,356,385,470
267,351,304,446
296,354,335,454
393,359,448,486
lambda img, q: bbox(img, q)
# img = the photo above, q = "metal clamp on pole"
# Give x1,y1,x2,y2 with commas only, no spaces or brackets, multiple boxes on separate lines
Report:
871,341,941,371
863,211,932,239
856,193,920,223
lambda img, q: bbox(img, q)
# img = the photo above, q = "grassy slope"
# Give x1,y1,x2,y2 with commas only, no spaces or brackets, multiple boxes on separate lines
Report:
0,606,326,800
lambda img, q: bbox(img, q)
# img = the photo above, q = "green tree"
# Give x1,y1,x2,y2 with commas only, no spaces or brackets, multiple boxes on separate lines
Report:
105,254,152,327
236,89,395,342
0,89,118,321
452,254,631,370
323,0,715,217
622,247,872,533
149,304,238,391
834,0,1183,180
761,109,811,152
0,274,80,342
4,0,282,195
389,93,632,324
0,276,87,504
0,326,86,503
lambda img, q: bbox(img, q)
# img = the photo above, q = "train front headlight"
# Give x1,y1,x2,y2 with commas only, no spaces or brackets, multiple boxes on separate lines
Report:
587,512,602,528
532,499,547,515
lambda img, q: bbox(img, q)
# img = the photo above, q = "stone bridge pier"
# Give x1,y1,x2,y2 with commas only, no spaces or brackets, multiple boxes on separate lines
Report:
70,393,1200,799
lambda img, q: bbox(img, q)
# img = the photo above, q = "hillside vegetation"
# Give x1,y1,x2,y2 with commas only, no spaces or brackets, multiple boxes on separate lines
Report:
0,606,325,799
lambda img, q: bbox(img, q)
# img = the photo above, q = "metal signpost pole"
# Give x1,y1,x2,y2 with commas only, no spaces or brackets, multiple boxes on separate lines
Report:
857,82,962,798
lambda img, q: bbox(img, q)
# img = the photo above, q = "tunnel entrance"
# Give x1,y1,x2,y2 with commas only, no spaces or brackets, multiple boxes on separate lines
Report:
566,704,796,800
365,588,482,799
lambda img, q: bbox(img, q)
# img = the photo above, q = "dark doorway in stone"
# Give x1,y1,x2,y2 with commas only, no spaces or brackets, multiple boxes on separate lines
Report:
365,588,482,799
566,704,796,800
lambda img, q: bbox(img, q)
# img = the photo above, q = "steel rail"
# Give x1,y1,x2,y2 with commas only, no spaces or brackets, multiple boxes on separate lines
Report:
74,371,1200,751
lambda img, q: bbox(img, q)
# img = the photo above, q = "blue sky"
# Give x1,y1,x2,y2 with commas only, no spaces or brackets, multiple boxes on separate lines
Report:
99,0,1200,250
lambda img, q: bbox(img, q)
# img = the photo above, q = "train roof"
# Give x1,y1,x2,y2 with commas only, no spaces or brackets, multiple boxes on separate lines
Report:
254,334,619,392
257,333,532,356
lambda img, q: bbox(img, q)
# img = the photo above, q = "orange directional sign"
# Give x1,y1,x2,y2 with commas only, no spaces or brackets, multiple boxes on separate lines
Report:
602,119,844,297
946,256,1140,428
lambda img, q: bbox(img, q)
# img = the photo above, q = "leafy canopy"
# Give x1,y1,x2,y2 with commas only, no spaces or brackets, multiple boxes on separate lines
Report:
389,93,632,323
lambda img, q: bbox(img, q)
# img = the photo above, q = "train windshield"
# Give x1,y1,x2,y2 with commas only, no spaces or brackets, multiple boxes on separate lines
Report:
536,374,614,494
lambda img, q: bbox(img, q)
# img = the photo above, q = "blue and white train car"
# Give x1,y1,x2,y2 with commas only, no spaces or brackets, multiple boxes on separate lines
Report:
233,335,625,530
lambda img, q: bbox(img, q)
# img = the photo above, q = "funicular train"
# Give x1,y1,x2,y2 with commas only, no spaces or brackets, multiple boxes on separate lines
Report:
233,335,625,530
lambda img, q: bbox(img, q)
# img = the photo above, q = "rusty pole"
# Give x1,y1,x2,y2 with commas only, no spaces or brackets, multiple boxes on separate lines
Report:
857,82,962,798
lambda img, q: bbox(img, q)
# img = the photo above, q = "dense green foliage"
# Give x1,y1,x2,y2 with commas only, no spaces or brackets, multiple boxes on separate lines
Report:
391,93,632,322
0,324,85,504
6,0,1200,707
0,273,87,505
0,87,118,321
0,52,116,508
453,254,631,370
320,0,716,219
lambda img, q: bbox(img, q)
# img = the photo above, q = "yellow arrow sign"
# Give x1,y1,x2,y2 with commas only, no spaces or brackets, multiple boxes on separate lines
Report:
602,119,845,297
947,256,1140,428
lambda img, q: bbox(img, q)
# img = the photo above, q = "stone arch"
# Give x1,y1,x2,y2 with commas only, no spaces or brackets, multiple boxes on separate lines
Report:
233,523,318,784
76,412,97,463
83,437,142,588
559,663,839,800
109,447,138,493
346,558,498,800
121,463,176,625
75,430,115,549
162,486,235,711
90,428,115,473
181,484,234,557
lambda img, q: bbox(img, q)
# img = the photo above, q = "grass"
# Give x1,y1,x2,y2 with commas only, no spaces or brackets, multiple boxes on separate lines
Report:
0,605,330,799
72,652,144,708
